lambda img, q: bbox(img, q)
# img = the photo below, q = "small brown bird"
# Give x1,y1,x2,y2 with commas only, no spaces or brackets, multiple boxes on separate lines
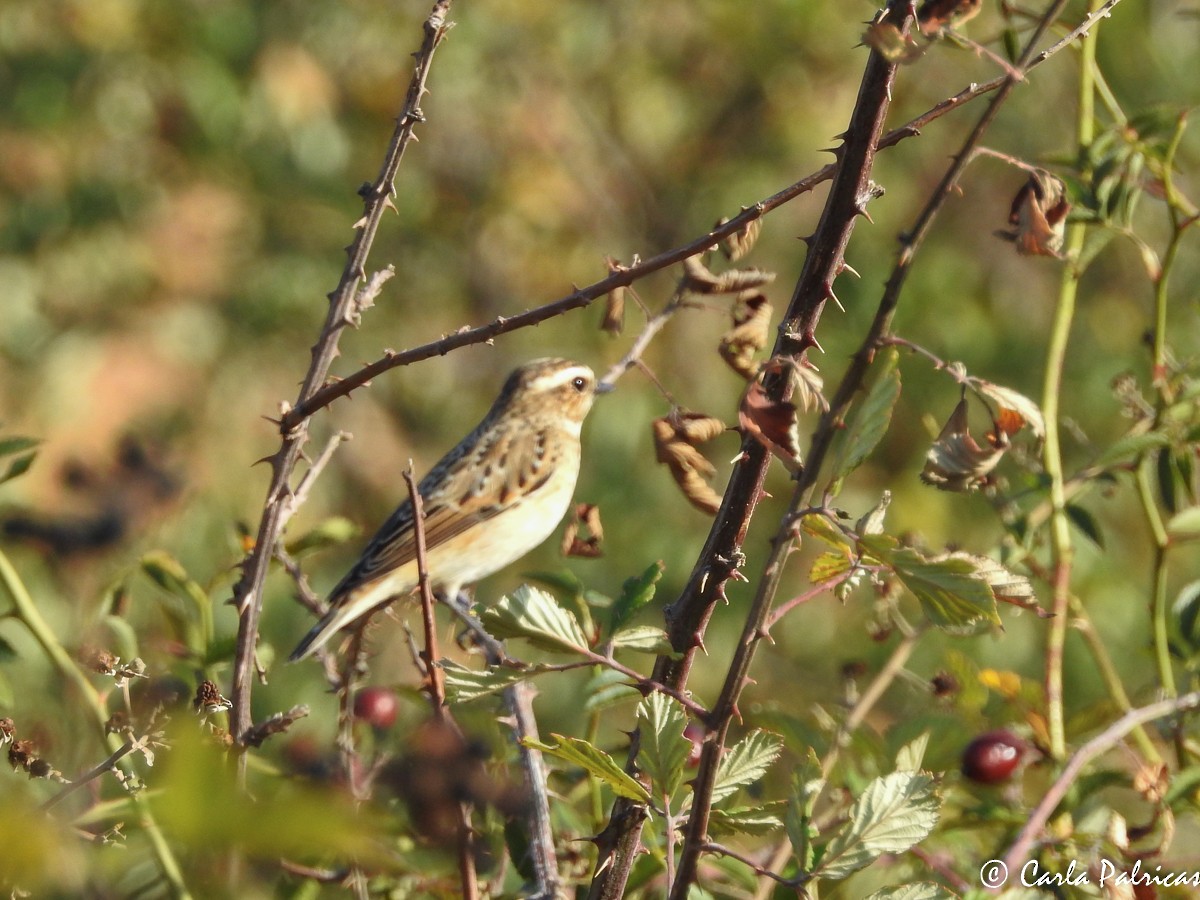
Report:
289,358,599,661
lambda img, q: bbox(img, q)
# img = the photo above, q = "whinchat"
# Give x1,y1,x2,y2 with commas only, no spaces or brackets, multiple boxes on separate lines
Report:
289,358,600,661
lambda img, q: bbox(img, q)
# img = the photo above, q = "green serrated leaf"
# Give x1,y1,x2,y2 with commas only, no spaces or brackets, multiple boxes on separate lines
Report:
637,693,692,798
483,585,590,654
609,561,664,635
441,659,529,703
525,734,650,803
1167,507,1200,542
800,513,855,552
1095,430,1171,467
610,625,676,655
830,348,901,489
874,543,1000,634
809,550,853,584
712,730,783,803
708,802,786,836
816,770,940,881
864,882,959,900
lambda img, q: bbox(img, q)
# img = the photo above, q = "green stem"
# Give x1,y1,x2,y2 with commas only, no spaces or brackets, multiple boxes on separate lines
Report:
1042,0,1102,763
1070,598,1162,763
0,548,192,899
1138,454,1176,698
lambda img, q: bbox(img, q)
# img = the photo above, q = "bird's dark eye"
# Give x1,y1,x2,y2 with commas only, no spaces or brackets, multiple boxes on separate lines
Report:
572,377,587,392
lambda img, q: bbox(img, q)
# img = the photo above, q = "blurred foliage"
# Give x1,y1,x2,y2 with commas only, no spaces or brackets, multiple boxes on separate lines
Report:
1,0,1200,896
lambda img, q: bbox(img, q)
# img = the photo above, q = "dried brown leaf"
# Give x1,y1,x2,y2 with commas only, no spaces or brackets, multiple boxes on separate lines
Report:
674,412,727,445
561,503,605,558
792,362,829,415
681,253,776,295
739,380,803,473
601,285,626,335
920,398,1010,491
917,0,982,35
971,379,1045,440
716,216,762,262
862,21,928,63
996,170,1071,257
718,292,775,379
652,415,725,515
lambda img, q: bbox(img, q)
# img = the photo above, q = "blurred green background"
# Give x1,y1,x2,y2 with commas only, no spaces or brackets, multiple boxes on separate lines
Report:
1,0,1199,893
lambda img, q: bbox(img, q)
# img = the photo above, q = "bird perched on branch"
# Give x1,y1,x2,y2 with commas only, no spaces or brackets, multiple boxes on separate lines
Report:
289,358,600,661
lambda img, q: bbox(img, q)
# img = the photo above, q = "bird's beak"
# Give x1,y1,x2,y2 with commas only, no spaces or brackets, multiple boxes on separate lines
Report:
596,380,616,395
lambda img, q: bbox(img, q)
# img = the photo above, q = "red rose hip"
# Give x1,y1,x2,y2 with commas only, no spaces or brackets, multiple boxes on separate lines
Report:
961,729,1026,784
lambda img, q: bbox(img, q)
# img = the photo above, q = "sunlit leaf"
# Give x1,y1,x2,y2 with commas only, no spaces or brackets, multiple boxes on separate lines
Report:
525,734,651,803
712,730,783,803
865,539,1000,633
708,802,787,836
816,770,940,880
810,550,854,584
637,693,692,797
441,659,530,703
610,625,675,655
484,585,590,654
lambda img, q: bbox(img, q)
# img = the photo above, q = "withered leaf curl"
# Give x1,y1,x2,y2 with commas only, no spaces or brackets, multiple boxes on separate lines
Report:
681,254,776,295
561,503,605,558
739,378,803,474
718,291,775,380
996,170,1071,257
920,398,1012,492
652,413,727,515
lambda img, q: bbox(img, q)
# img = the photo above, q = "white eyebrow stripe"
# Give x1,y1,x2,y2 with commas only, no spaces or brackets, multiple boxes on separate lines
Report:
530,366,593,391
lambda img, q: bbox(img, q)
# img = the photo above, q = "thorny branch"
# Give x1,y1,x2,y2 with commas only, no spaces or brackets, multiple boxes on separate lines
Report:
229,0,454,753
277,2,1118,434
588,0,1114,895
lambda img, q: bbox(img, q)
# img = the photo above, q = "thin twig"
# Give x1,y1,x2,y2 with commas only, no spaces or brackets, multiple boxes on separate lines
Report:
403,466,478,900
701,842,796,889
40,739,136,812
505,680,561,899
404,467,449,718
229,0,454,756
999,691,1200,880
